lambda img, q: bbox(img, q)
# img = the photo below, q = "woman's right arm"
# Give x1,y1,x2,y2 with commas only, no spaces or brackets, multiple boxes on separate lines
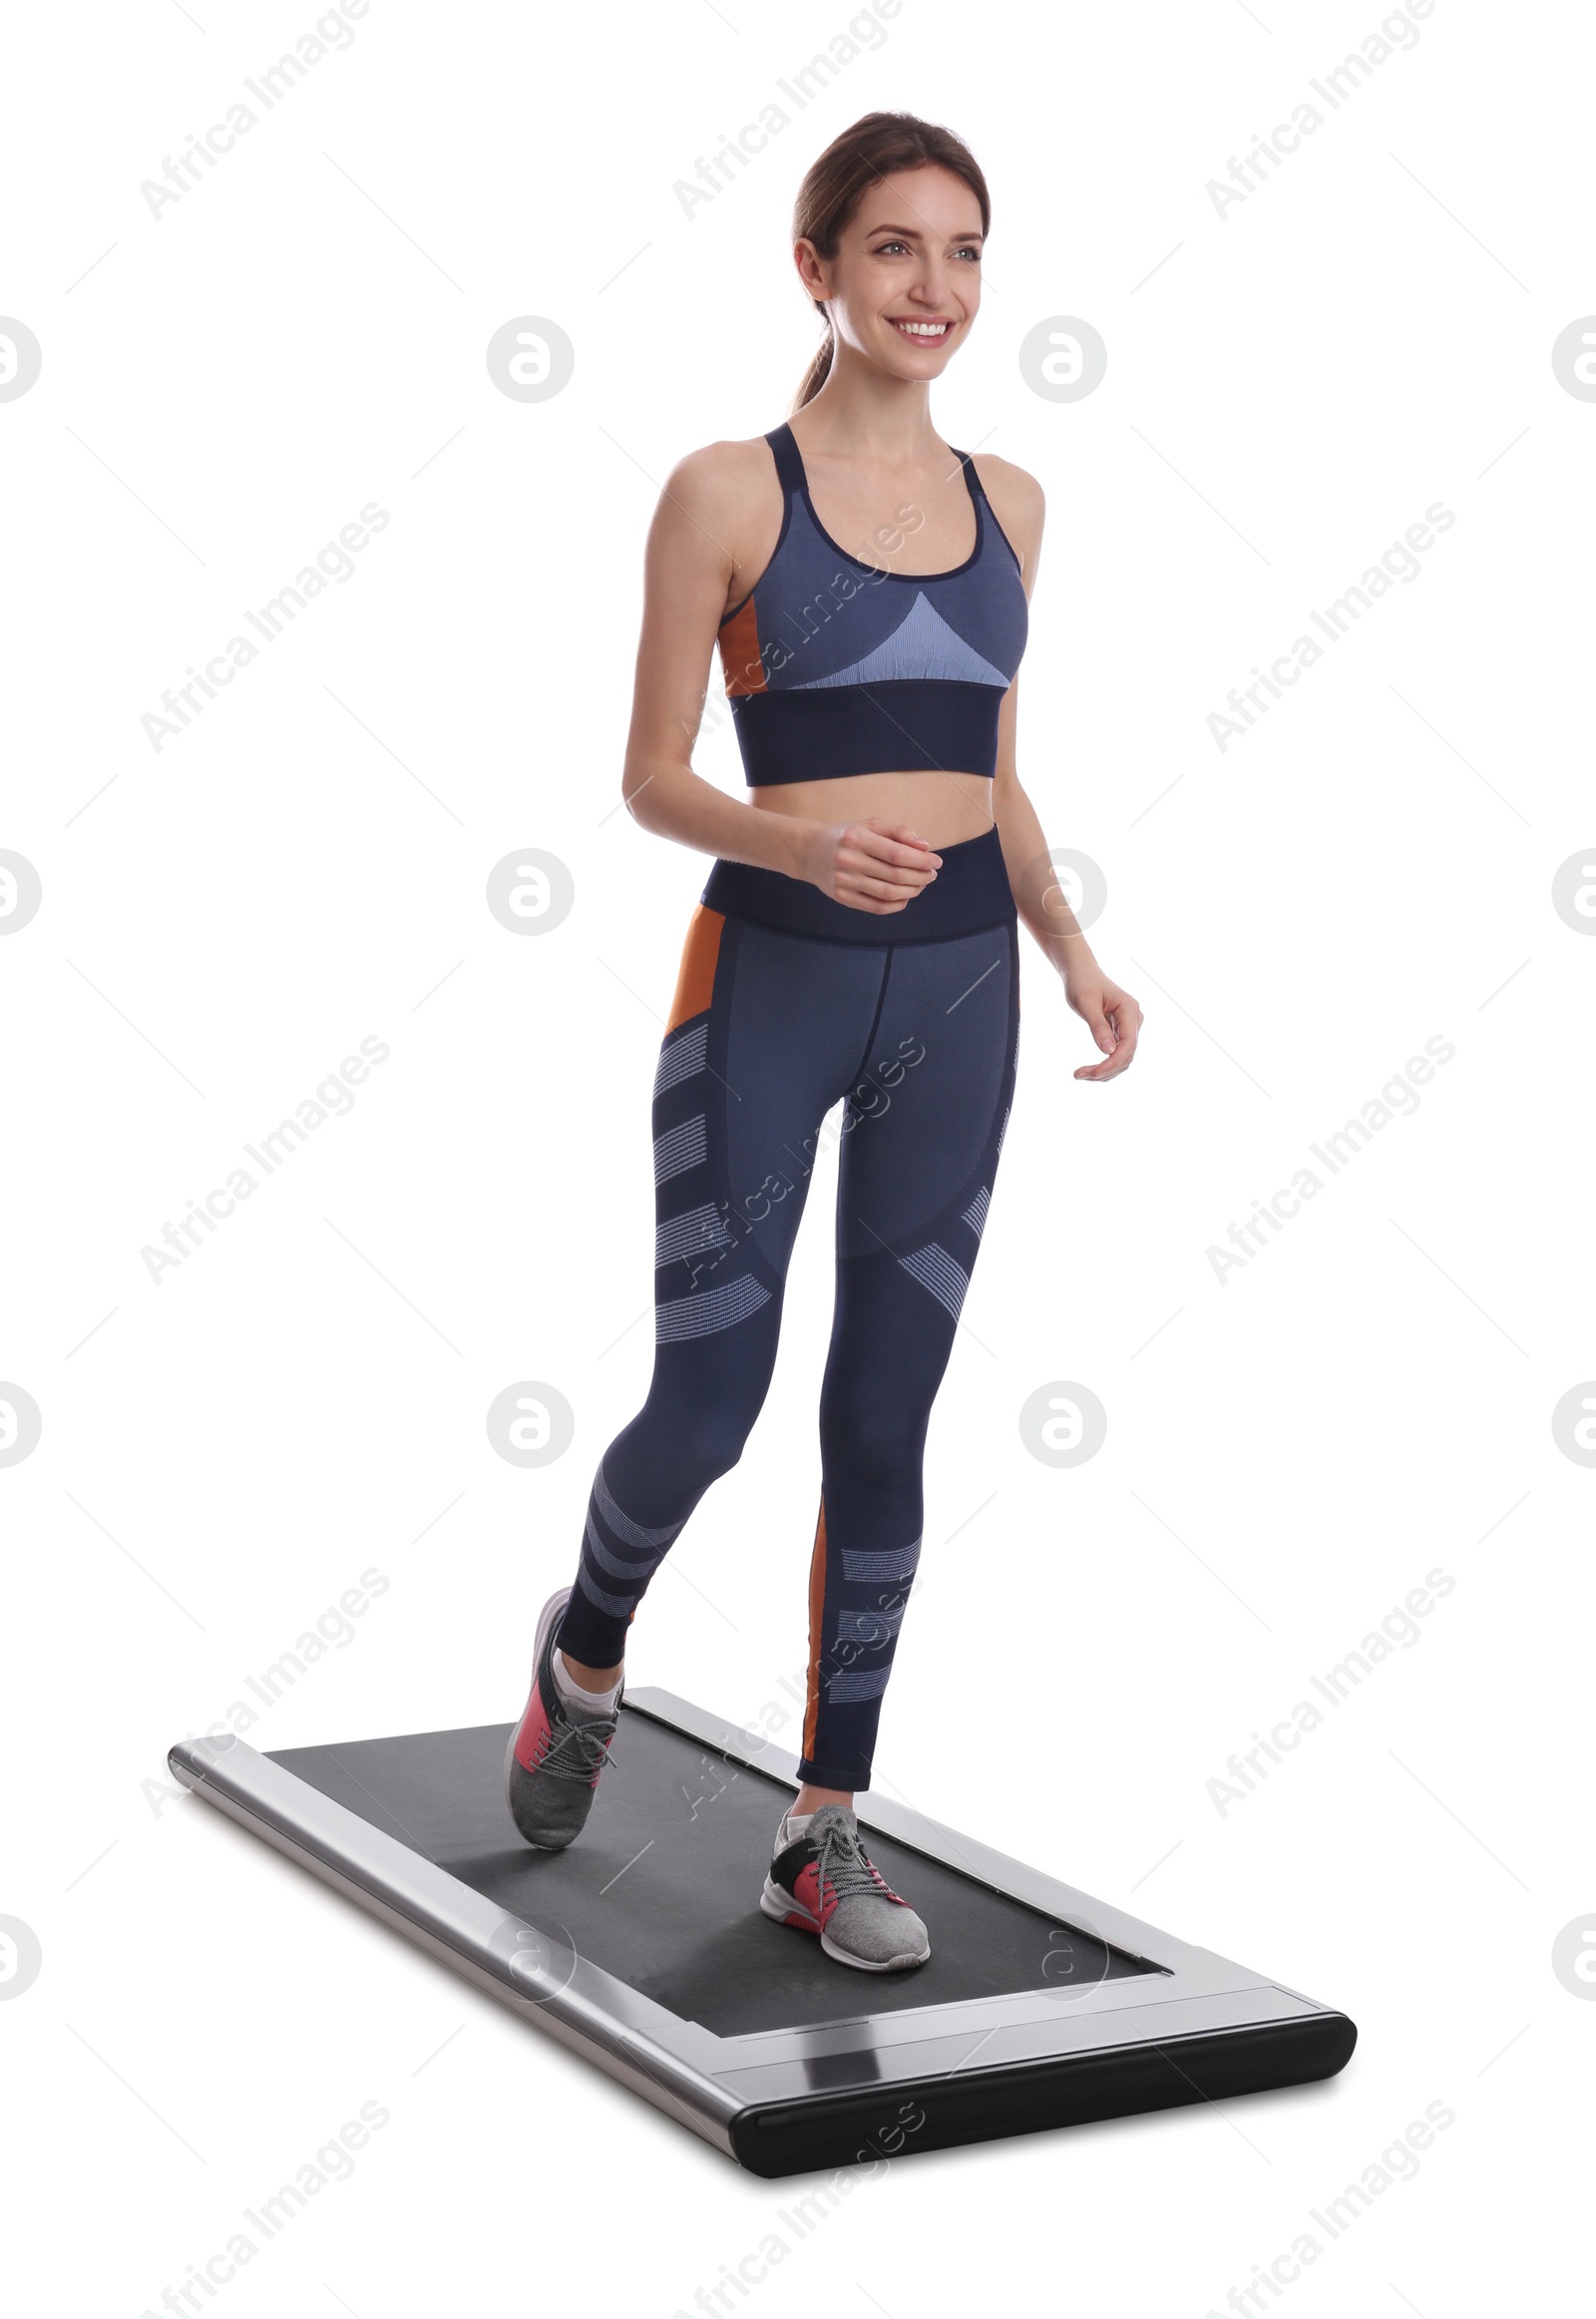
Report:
619,444,940,913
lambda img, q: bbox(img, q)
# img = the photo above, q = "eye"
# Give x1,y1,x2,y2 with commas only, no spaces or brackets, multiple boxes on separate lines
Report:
874,239,912,256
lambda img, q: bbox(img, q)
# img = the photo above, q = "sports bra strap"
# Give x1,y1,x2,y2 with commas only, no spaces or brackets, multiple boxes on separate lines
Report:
771,422,986,523
948,447,985,507
765,421,807,496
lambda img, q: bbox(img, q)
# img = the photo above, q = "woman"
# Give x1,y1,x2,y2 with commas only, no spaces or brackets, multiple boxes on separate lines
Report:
505,111,1141,1972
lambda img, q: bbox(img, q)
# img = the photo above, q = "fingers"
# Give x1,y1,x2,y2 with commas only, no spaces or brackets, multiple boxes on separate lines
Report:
835,873,919,914
816,820,944,914
853,820,943,871
1080,998,1115,1055
832,822,941,913
1072,993,1143,1080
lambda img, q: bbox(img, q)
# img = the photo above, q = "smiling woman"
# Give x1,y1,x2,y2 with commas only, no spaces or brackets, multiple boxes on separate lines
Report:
505,109,1144,1977
737,140,1010,846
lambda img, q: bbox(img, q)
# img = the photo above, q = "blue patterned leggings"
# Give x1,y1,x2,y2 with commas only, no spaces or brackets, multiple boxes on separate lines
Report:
555,826,1020,1792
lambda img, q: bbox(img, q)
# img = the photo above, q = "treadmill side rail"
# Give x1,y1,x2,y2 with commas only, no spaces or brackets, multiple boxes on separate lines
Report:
168,1735,742,2156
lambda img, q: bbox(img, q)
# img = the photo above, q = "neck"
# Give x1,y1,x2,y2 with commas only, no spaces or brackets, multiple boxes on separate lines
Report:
791,345,941,466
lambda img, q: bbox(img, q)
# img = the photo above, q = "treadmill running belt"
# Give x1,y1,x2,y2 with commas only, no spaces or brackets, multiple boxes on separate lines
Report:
268,1703,1162,2038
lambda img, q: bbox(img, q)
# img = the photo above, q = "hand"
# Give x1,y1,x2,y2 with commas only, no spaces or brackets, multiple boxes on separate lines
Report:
801,817,943,914
1066,967,1142,1081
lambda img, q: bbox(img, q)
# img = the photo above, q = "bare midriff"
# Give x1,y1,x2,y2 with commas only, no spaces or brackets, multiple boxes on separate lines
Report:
748,770,994,850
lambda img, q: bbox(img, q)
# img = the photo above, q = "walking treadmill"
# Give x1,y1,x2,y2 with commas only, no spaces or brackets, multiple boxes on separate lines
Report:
169,1689,1355,2176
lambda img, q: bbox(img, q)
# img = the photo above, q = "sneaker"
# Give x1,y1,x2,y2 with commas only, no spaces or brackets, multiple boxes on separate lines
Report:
760,1801,931,1971
503,1586,622,1849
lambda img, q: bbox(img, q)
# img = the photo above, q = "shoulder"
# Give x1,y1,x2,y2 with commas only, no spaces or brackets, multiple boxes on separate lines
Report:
658,434,780,528
969,451,1044,569
645,438,781,588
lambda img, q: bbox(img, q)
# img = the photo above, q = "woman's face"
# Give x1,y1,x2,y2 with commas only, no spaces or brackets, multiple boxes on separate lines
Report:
797,165,985,383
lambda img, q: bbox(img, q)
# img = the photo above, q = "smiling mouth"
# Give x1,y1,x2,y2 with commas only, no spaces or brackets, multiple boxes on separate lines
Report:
888,317,955,341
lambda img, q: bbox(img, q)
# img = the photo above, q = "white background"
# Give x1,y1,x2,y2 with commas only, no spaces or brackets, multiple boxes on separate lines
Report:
1,0,1588,2310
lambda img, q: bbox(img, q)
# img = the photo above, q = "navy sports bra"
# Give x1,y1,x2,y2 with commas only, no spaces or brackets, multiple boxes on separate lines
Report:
715,422,1028,787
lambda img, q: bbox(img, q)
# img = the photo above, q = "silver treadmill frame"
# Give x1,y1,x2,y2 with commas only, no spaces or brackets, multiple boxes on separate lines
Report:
169,1686,1350,2167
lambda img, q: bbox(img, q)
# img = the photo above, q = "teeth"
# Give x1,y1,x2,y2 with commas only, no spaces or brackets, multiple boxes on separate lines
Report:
895,320,950,337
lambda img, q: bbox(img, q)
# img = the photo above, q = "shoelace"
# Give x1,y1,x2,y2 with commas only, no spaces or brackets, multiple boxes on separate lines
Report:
811,1817,896,1908
533,1705,619,1784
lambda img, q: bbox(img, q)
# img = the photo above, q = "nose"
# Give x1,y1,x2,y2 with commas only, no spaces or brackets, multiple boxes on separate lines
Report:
908,254,963,311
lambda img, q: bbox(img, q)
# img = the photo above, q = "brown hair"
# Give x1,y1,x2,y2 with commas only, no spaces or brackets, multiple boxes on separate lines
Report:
789,111,991,412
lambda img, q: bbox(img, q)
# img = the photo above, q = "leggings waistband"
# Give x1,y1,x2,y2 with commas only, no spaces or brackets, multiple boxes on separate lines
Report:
699,823,1015,946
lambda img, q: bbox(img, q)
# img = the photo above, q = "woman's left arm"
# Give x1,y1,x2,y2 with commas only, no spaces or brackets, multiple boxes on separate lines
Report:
978,457,1144,1084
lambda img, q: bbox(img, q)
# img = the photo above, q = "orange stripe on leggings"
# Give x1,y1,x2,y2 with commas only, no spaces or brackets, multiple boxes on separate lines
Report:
802,1491,827,1765
665,903,725,1032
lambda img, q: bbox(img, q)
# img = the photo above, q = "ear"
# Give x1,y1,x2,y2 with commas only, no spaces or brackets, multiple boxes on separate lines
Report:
794,238,830,299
